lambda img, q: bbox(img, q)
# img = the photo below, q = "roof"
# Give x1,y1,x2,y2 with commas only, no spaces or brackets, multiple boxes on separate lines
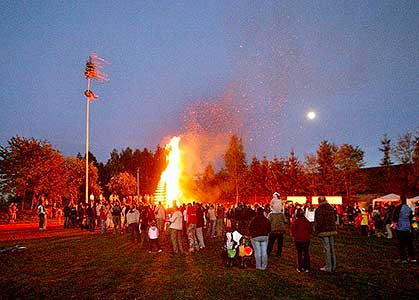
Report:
374,193,400,201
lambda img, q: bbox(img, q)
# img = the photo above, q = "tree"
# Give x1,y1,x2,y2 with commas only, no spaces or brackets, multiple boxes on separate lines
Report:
119,147,134,175
195,164,220,203
335,144,365,201
0,136,65,207
316,140,338,195
304,154,318,195
269,157,287,194
394,132,415,194
107,172,137,198
379,133,393,167
378,133,394,193
284,150,308,196
63,157,102,202
410,130,419,194
223,135,248,204
134,148,157,194
393,132,415,164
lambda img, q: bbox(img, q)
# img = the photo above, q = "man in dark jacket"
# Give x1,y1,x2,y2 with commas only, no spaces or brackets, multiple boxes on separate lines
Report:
314,196,337,272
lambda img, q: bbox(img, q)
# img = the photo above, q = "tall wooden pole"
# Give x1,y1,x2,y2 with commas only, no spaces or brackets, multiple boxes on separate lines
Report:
85,77,91,204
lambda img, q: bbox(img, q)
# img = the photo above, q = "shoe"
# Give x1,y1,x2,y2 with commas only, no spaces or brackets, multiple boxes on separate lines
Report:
305,269,309,273
296,268,301,273
409,259,417,263
158,249,162,253
320,267,329,272
148,251,152,254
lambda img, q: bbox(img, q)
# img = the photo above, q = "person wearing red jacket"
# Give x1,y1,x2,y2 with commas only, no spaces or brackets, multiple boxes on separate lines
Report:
291,208,313,272
186,203,199,252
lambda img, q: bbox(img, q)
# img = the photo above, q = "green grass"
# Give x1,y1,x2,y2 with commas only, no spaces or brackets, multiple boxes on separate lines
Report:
0,226,418,300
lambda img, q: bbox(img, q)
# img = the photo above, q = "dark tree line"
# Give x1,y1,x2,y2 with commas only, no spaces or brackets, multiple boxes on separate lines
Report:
194,130,419,205
80,146,168,198
194,136,367,205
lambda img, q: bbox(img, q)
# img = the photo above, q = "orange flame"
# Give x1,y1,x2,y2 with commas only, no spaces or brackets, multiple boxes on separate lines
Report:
154,136,182,208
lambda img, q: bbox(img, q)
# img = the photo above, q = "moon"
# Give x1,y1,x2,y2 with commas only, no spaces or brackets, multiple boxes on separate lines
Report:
307,111,316,120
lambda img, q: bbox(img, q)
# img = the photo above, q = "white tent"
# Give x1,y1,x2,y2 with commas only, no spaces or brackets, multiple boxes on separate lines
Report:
407,196,419,210
372,193,400,208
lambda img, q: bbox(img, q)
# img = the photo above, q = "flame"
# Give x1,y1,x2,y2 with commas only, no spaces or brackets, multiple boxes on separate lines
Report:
154,136,182,208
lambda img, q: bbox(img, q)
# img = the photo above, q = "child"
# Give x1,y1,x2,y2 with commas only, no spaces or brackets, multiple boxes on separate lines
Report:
290,208,312,272
148,221,162,253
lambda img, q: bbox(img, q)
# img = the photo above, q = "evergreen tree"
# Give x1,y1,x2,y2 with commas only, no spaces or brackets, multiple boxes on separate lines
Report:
379,133,393,167
224,135,247,204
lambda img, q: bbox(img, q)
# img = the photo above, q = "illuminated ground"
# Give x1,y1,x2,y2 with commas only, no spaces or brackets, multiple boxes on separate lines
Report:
0,222,418,300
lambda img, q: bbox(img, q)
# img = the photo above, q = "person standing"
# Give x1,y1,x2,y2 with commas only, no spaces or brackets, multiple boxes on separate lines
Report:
8,203,17,224
154,202,166,235
392,196,416,263
77,202,85,229
140,205,151,248
86,203,95,232
126,205,140,241
169,205,184,255
70,203,77,228
63,203,71,229
37,199,46,230
267,205,287,257
112,202,122,234
248,207,271,270
195,203,206,249
96,200,104,229
314,196,337,272
384,203,394,239
216,204,225,237
186,203,199,252
207,204,217,238
291,208,312,272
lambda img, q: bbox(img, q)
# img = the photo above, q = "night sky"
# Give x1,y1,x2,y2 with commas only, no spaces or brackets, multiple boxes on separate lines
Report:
1,1,418,168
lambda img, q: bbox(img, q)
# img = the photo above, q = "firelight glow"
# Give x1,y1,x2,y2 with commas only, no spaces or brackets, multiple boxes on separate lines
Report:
154,136,182,208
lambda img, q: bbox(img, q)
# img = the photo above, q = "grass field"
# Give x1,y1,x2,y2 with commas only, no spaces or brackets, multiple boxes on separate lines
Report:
0,223,418,300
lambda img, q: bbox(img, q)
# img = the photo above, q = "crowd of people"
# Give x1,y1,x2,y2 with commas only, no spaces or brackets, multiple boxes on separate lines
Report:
33,192,418,271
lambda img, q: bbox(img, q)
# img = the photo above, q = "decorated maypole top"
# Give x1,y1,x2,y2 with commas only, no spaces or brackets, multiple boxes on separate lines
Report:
83,53,108,203
84,53,109,100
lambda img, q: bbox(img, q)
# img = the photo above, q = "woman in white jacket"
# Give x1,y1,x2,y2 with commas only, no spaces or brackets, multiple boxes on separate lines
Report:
169,206,184,255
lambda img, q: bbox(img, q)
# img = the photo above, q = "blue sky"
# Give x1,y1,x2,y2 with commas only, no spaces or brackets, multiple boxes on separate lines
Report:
0,1,418,168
